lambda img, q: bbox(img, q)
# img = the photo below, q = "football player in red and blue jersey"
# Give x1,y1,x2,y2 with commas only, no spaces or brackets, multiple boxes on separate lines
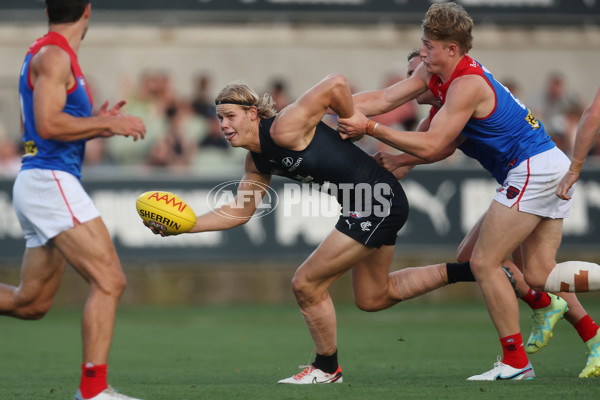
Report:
1,1,146,399
372,49,600,379
339,2,600,380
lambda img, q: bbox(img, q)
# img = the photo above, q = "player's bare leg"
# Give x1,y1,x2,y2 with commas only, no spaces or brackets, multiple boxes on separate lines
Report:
468,202,539,380
460,215,567,356
459,211,599,377
53,217,127,398
521,218,600,377
350,245,395,310
524,217,600,292
0,245,66,319
472,203,538,336
492,258,569,355
520,217,563,291
352,249,448,311
280,227,458,384
54,217,126,364
279,229,376,384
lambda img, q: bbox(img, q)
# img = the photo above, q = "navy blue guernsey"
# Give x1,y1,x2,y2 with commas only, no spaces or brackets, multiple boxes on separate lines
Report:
250,117,398,205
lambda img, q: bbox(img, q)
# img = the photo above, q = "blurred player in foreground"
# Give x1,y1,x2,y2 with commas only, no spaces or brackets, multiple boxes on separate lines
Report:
374,50,600,379
0,1,146,399
555,87,600,376
146,73,479,383
556,87,600,200
338,2,600,380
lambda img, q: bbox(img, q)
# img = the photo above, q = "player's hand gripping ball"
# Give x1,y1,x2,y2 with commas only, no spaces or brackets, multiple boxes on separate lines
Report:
136,191,196,235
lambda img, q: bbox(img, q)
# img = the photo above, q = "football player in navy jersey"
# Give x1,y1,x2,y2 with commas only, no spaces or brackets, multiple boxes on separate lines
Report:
146,72,478,384
1,1,146,399
338,2,600,380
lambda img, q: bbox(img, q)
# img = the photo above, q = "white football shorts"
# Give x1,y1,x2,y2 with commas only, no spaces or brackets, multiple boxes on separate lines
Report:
13,169,100,247
494,146,574,219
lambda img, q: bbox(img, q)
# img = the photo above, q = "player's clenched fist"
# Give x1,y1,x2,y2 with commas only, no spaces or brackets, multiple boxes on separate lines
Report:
338,109,368,140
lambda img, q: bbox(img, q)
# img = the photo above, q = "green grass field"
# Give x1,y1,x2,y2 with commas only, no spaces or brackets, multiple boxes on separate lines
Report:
1,300,599,399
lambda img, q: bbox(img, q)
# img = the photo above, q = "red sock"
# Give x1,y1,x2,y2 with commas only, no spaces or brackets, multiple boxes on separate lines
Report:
500,333,529,369
574,315,600,343
520,289,551,310
79,363,108,399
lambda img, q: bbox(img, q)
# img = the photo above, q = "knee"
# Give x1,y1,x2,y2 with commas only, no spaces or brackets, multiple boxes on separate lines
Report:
18,302,53,320
291,275,310,302
524,272,547,292
468,257,485,279
94,269,127,298
110,272,127,297
291,272,327,307
10,289,54,320
354,296,386,312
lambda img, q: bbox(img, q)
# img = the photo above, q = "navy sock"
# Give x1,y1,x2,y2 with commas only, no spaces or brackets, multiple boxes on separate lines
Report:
312,351,338,374
446,261,475,283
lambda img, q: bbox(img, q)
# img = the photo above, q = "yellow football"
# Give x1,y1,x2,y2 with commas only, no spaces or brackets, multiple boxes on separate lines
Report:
136,191,197,234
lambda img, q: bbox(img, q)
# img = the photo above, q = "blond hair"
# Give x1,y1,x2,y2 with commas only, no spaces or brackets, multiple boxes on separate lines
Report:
422,2,473,54
215,82,278,119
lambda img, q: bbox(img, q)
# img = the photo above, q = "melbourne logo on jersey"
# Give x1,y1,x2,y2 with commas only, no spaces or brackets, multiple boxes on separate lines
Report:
506,186,520,199
499,185,521,200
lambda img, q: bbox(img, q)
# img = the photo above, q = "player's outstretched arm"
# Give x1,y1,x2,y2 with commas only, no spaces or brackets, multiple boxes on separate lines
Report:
338,63,430,138
189,153,272,233
31,46,146,142
557,88,600,200
374,123,465,171
344,76,478,161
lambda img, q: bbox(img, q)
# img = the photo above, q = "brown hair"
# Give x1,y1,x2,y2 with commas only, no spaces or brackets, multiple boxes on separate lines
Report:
422,2,473,54
407,49,420,62
215,83,278,119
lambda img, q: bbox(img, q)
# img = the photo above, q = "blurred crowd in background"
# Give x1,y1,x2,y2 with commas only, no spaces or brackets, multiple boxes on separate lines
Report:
0,68,596,178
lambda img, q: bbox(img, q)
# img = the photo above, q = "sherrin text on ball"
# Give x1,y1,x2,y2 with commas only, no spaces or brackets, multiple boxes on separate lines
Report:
136,191,196,234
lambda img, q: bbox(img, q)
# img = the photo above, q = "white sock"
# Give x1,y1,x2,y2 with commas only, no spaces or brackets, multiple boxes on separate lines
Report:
544,261,600,292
